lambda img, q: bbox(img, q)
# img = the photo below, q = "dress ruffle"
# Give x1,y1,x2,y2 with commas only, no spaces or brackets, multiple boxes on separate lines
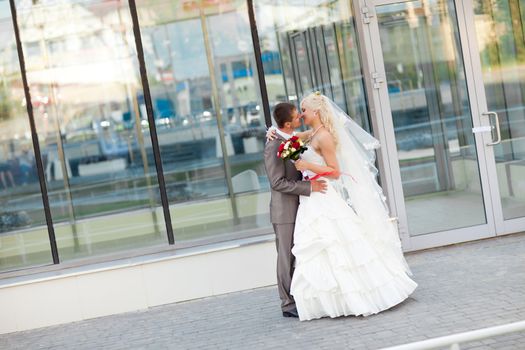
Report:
291,180,417,321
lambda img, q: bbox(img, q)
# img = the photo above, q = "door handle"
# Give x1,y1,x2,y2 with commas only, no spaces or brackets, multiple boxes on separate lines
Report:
482,112,501,146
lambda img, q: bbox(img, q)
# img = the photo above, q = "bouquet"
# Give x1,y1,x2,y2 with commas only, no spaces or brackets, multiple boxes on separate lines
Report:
277,136,307,161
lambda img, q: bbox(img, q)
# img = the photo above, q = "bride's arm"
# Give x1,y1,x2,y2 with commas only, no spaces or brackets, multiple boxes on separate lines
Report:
266,127,313,141
295,132,340,179
294,129,313,140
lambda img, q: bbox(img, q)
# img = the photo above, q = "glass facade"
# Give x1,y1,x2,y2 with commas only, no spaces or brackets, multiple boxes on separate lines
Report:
1,0,275,272
1,0,525,274
136,0,270,247
0,0,371,273
0,1,52,271
15,0,168,262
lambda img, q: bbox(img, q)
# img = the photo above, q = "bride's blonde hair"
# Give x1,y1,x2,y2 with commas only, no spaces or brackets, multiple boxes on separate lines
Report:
301,92,338,147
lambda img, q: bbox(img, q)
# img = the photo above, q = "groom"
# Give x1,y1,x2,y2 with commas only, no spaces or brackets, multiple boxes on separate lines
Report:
264,102,327,318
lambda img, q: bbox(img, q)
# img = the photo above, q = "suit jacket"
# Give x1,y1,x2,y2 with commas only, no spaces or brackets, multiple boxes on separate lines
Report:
264,134,311,224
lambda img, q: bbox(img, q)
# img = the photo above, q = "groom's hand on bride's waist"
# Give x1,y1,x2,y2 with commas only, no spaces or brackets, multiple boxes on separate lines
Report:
311,180,327,194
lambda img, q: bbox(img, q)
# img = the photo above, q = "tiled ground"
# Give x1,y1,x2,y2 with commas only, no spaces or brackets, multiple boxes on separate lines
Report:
1,232,525,350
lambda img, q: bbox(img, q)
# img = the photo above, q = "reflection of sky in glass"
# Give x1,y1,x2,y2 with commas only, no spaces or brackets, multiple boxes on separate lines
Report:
0,1,8,16
166,19,208,80
0,2,11,49
1,1,256,80
208,12,251,57
142,20,207,80
144,11,252,80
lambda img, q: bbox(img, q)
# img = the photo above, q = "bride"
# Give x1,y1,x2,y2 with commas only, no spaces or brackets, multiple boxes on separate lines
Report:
270,92,417,321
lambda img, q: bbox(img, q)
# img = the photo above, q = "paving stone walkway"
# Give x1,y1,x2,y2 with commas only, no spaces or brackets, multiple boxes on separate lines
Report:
1,233,525,350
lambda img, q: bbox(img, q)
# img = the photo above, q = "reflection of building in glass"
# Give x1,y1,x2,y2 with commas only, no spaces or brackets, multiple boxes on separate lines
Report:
0,0,273,272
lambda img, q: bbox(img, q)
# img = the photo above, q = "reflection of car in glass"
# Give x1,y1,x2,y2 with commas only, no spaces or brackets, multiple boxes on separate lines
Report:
155,116,176,128
0,210,32,233
246,102,261,126
96,120,130,158
65,115,98,142
201,110,213,122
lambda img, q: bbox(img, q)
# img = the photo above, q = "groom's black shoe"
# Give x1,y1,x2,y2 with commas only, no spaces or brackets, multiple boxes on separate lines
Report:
282,308,299,318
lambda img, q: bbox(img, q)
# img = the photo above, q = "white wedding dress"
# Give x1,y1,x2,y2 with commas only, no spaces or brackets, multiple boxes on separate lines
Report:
290,147,417,321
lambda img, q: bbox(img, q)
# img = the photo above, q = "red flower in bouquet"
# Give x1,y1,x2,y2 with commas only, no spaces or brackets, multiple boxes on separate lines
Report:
276,136,307,161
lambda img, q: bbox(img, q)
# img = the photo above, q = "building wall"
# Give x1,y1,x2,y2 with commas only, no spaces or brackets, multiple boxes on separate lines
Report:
0,238,277,334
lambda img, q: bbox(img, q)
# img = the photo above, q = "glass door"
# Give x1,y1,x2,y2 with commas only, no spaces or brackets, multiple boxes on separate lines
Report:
462,0,525,234
359,0,498,249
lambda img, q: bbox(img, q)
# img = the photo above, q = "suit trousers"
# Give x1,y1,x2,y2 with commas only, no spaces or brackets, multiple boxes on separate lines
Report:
273,223,296,312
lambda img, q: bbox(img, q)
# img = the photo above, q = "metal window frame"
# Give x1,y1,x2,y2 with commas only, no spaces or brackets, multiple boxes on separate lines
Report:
8,0,60,264
128,0,175,244
319,25,335,99
247,0,272,127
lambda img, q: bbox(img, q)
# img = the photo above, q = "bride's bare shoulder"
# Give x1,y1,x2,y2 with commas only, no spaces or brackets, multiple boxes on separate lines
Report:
317,129,336,146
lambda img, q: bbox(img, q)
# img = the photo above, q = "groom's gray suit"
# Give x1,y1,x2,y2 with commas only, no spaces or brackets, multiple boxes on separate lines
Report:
264,134,311,312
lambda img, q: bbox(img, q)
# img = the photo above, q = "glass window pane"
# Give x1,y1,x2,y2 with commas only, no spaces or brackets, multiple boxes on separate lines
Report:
376,0,487,235
0,2,52,272
254,0,371,131
15,0,167,262
474,0,525,220
136,0,270,246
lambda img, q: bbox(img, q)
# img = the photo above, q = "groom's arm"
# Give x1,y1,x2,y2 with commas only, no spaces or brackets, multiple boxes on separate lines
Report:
264,141,311,196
